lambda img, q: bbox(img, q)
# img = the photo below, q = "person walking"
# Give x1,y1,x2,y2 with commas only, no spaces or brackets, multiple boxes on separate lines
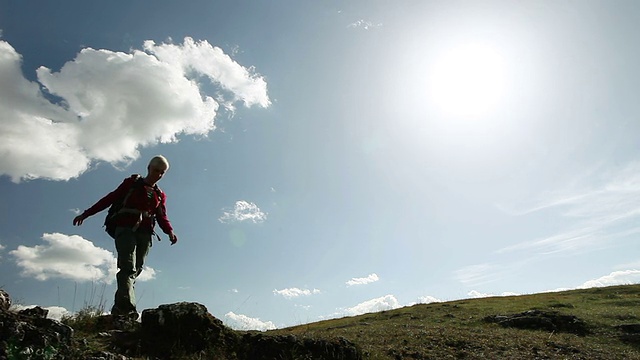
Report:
73,155,178,318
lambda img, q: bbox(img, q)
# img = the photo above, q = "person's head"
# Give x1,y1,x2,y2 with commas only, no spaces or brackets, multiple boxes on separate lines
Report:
146,155,170,184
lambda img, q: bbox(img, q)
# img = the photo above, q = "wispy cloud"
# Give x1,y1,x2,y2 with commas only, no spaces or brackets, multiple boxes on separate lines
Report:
346,273,379,287
455,162,640,288
219,200,267,224
500,162,640,256
224,311,276,331
453,264,504,287
273,287,321,299
9,233,155,283
347,19,382,30
0,37,269,182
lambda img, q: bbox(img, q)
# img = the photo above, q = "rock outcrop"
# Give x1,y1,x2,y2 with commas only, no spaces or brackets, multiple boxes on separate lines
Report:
0,289,10,311
0,289,362,359
139,302,362,359
484,309,589,336
140,302,239,357
0,304,74,359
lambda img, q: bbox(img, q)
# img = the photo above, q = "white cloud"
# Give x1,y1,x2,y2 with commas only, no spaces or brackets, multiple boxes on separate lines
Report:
416,295,442,304
342,295,400,316
405,295,442,307
346,273,379,286
0,37,269,182
273,287,321,300
224,311,276,331
463,270,640,300
9,232,155,283
499,161,640,256
10,304,70,321
347,19,382,30
219,200,267,224
543,270,640,294
137,266,156,282
467,290,521,299
0,242,5,260
144,38,270,108
578,270,640,288
454,263,504,287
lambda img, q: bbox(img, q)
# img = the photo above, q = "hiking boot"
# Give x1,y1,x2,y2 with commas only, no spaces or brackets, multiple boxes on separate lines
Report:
112,311,140,330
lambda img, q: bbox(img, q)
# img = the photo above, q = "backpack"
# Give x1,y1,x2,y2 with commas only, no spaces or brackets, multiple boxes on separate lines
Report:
104,174,163,239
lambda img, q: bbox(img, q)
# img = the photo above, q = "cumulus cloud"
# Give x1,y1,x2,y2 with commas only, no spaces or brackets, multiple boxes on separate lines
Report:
219,200,267,223
0,242,5,260
273,287,321,299
9,232,155,283
416,295,442,304
342,295,400,316
346,273,379,287
462,270,640,300
405,295,442,307
224,311,276,331
579,270,640,288
0,37,269,182
544,270,640,293
144,38,270,108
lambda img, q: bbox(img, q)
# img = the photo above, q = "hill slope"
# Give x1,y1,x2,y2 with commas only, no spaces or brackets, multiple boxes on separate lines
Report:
4,284,640,359
270,284,640,359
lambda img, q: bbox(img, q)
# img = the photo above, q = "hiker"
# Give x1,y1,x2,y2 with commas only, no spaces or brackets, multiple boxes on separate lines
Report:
73,155,178,317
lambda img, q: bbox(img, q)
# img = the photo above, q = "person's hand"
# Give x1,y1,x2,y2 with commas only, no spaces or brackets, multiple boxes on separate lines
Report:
73,214,86,226
169,232,178,245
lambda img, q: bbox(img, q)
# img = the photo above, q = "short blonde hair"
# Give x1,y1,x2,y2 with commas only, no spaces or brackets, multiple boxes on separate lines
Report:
148,155,170,170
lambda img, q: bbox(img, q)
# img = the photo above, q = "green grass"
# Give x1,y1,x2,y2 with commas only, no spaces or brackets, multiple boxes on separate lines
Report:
62,284,640,359
270,285,640,359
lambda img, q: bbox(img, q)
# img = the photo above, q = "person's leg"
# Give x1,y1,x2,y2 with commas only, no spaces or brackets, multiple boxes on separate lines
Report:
134,232,151,279
113,227,137,315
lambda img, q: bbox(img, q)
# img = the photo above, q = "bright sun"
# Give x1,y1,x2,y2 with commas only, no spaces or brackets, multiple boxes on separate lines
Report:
428,43,507,118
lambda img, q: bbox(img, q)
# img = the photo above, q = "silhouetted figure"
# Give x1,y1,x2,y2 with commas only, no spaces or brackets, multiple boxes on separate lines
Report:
73,155,178,318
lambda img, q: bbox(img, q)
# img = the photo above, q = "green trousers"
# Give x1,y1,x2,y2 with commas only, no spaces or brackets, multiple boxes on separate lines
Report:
112,226,151,315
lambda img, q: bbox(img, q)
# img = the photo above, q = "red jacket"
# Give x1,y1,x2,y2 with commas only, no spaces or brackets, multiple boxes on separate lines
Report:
81,175,173,234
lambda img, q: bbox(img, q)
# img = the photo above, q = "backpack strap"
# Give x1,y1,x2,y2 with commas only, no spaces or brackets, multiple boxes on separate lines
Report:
120,174,142,209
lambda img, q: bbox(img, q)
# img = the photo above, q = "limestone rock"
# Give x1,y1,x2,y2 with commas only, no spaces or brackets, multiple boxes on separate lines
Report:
140,302,238,356
0,289,10,311
484,309,589,336
0,303,73,359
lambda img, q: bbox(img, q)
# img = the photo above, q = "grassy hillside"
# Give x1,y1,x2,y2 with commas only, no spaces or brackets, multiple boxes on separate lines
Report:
57,284,640,359
269,284,640,359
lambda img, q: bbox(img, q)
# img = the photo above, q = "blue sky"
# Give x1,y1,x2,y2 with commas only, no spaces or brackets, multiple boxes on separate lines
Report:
2,0,640,330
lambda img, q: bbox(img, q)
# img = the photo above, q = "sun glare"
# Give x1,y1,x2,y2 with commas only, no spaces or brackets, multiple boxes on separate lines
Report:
429,43,507,118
